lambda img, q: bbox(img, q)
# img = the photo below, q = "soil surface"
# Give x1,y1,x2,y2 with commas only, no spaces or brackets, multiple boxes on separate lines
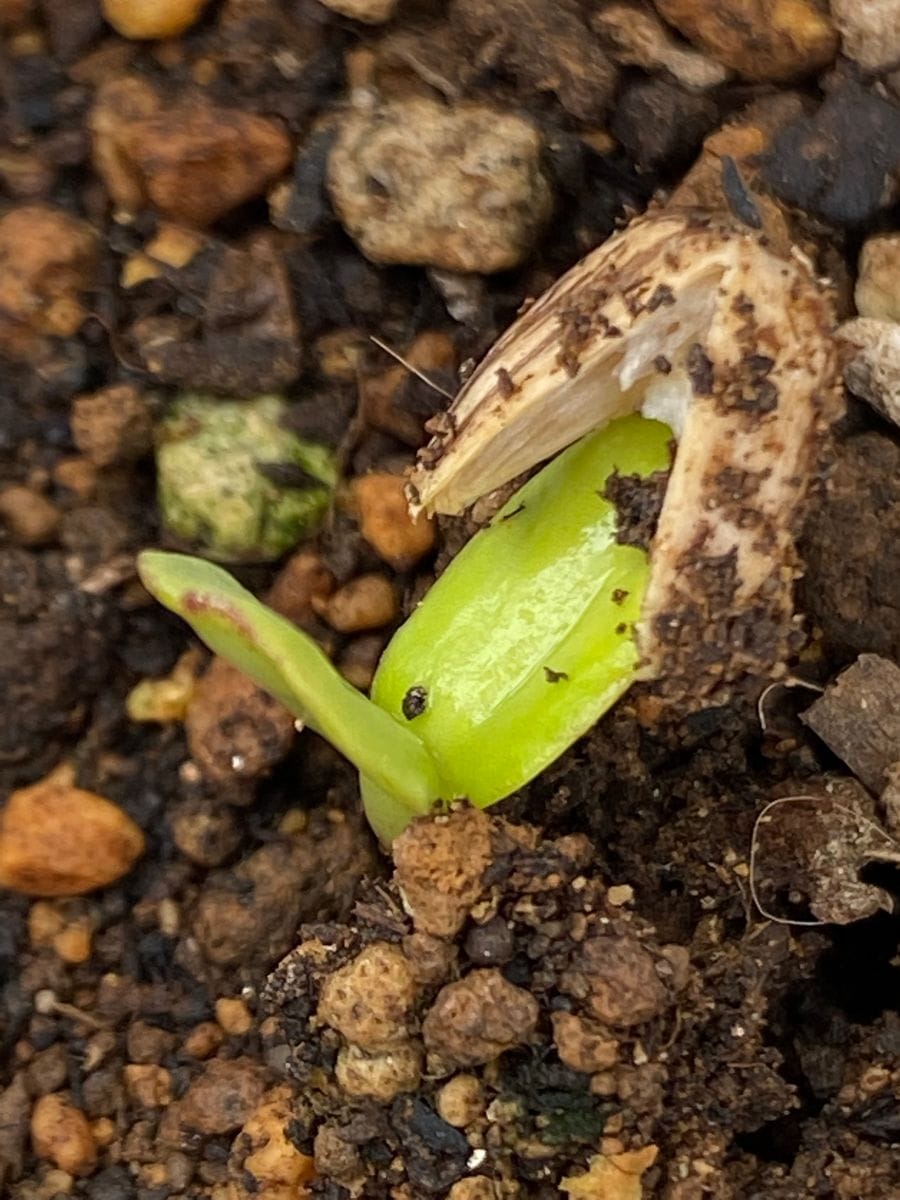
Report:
2,2,900,1199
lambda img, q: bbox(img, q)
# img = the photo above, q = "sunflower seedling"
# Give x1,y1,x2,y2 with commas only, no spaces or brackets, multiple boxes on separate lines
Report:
140,213,838,844
140,413,669,843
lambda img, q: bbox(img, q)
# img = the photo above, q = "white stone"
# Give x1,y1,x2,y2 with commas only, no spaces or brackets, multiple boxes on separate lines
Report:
328,98,552,274
831,0,900,72
856,233,900,323
838,317,900,429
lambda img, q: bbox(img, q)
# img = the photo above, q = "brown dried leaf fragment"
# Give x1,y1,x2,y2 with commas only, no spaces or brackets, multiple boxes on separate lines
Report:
750,784,900,925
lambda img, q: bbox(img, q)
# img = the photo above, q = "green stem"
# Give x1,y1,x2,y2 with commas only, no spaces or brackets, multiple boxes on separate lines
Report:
137,551,441,820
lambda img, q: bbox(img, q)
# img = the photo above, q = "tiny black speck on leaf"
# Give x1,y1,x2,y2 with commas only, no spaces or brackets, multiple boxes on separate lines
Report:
544,667,569,683
611,588,629,605
402,685,428,719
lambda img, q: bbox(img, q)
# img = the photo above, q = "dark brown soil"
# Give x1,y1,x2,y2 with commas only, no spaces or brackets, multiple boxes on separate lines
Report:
2,3,900,1199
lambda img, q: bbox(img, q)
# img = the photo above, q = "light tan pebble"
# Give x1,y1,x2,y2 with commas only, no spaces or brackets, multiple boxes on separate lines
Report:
335,1041,422,1102
318,574,398,632
169,800,241,868
122,223,206,288
838,317,900,429
0,485,60,546
0,205,97,340
447,1179,501,1199
605,884,634,907
233,1085,316,1193
123,1064,173,1107
318,0,398,22
53,458,97,501
102,0,211,40
0,776,145,896
30,1093,97,1176
436,1074,485,1127
590,1070,618,1096
126,650,200,725
317,942,418,1050
552,1011,619,1074
52,923,92,965
593,2,729,88
328,98,552,273
215,997,253,1036
40,1169,74,1195
654,0,837,81
138,1163,169,1188
157,898,180,936
70,384,154,468
856,234,900,322
831,0,900,72
183,1021,225,1059
561,1144,658,1200
91,1117,116,1149
28,901,64,947
351,473,436,569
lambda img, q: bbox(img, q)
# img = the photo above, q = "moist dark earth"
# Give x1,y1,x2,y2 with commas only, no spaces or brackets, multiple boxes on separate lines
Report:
2,1,900,1198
